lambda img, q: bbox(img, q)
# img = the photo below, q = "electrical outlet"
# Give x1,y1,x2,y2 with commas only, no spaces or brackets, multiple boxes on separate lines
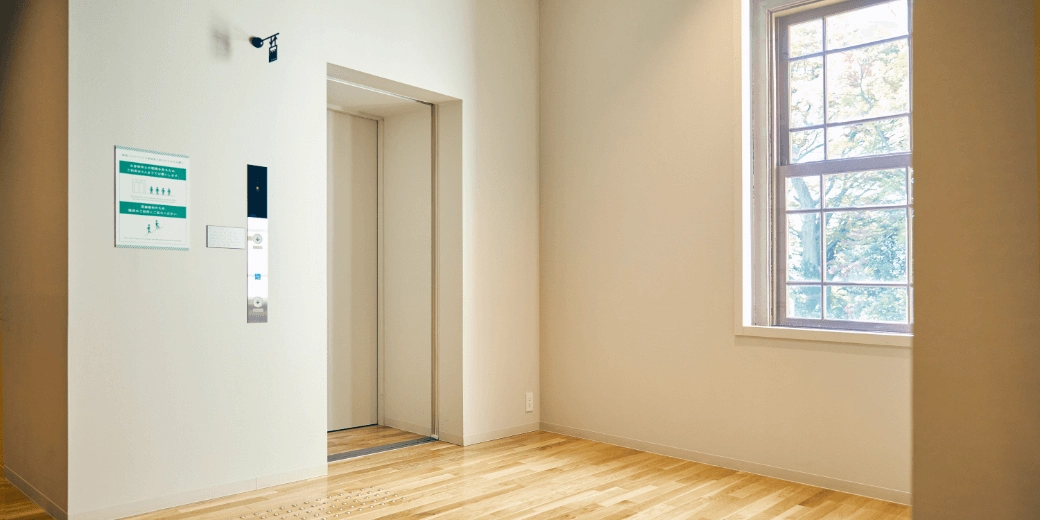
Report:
525,392,534,412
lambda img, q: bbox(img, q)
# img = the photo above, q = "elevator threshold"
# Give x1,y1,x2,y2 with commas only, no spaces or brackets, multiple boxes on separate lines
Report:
328,425,435,462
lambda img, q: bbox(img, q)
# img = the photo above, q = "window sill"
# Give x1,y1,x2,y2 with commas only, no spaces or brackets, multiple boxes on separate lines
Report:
735,325,912,348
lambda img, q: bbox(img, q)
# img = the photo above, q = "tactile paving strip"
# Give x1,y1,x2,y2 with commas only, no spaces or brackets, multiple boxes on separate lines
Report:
232,487,403,519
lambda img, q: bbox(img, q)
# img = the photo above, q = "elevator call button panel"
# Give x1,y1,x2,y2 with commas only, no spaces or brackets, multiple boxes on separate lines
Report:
247,165,268,323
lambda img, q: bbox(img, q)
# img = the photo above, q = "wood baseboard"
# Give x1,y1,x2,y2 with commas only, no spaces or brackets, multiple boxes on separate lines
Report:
539,422,911,505
67,465,327,520
463,422,540,446
5,466,69,520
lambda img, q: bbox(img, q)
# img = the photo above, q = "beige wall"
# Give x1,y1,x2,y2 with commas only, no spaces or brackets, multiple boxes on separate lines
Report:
539,0,911,501
462,1,542,444
913,0,1040,518
0,293,3,472
0,0,69,515
0,0,15,479
0,4,8,471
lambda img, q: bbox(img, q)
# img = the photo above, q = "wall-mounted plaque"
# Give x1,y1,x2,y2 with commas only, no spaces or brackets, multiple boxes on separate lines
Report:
115,146,190,250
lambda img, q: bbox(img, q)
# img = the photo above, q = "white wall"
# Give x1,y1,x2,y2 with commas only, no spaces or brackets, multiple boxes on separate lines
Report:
383,107,433,435
67,0,540,517
539,0,911,502
327,111,378,431
913,0,1040,518
462,0,542,445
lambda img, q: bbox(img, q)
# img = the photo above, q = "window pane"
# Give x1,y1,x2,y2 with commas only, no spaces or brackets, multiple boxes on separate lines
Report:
791,128,825,163
787,176,821,210
824,169,907,208
826,40,909,124
788,213,821,281
790,57,824,128
826,285,908,323
825,208,908,282
825,0,909,50
827,116,909,159
789,19,823,58
788,285,823,319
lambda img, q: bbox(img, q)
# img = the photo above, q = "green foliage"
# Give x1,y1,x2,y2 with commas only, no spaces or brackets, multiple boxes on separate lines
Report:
788,30,910,164
827,40,909,124
787,170,909,322
781,5,911,324
827,286,908,322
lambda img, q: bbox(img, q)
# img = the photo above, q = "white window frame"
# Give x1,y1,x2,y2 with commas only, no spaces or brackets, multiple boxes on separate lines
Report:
736,0,913,347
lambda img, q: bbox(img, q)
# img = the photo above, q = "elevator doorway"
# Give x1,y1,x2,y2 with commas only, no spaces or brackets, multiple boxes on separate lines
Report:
326,77,436,461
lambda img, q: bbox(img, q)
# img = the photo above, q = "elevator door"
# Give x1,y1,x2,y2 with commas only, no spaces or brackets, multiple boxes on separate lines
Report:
327,111,378,431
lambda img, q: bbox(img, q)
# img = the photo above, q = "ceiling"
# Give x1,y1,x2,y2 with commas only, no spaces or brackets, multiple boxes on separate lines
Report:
326,79,428,119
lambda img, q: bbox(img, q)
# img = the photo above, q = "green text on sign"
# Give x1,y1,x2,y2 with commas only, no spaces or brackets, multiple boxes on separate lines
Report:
119,201,187,219
119,161,187,180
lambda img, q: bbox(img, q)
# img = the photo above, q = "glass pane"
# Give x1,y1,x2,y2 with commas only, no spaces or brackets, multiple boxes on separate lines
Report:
788,285,822,319
788,212,821,281
827,116,909,159
824,169,907,208
789,19,823,58
826,285,908,323
825,0,909,50
789,57,824,128
826,40,910,124
791,128,825,163
787,176,821,210
825,208,908,282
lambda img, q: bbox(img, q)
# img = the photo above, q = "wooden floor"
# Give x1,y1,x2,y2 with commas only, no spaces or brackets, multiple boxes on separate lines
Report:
0,475,50,520
328,426,429,456
127,431,910,520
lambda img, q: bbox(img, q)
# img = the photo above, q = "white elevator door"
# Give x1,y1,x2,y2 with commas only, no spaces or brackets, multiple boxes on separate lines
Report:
327,111,378,431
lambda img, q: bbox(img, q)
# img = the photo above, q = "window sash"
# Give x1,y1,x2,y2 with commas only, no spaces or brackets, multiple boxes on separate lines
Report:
770,0,913,334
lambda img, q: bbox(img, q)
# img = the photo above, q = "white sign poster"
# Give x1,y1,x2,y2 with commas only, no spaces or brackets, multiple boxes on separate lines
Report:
114,146,189,250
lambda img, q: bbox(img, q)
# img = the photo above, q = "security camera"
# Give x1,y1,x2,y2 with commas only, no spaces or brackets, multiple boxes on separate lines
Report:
250,33,279,62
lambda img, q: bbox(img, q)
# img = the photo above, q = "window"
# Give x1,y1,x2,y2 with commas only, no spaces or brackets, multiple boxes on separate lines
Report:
759,0,912,334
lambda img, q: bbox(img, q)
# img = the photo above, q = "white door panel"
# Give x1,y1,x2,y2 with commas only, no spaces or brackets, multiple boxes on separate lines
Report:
327,111,378,431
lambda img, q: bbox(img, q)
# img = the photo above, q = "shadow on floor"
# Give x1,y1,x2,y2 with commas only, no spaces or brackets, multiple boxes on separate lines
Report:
1,476,51,520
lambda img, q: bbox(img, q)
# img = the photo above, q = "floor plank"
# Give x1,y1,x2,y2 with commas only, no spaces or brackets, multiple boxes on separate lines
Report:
0,476,50,520
125,431,911,520
328,426,429,456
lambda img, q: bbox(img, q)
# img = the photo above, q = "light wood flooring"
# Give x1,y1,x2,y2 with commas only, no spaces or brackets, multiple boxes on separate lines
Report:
127,431,911,520
328,426,429,456
0,475,50,520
